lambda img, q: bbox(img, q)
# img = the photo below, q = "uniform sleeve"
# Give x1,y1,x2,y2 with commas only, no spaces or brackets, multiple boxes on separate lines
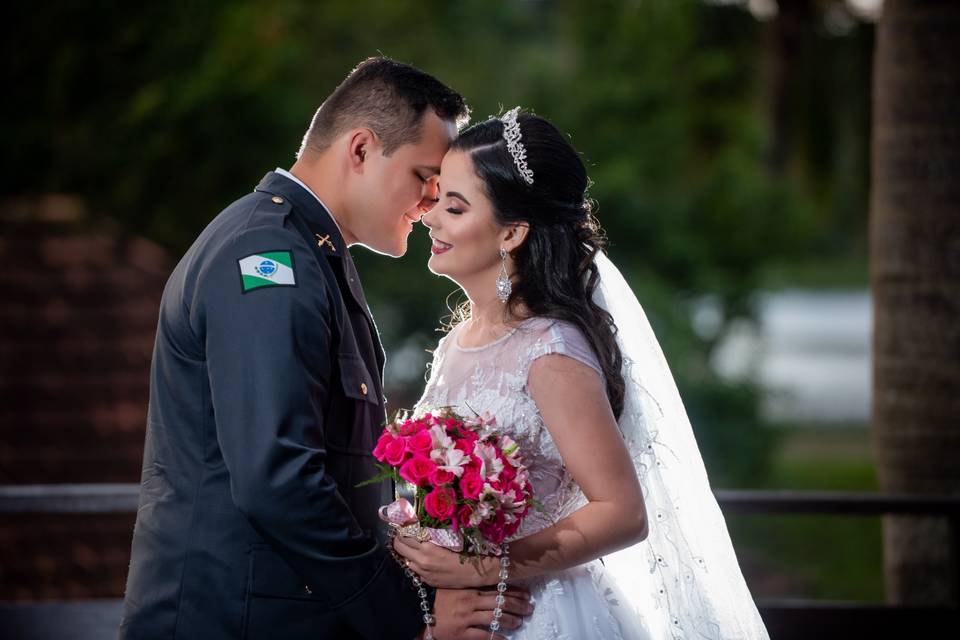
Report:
199,223,422,637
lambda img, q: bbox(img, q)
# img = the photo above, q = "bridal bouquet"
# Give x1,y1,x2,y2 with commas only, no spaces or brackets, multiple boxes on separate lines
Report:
364,408,534,556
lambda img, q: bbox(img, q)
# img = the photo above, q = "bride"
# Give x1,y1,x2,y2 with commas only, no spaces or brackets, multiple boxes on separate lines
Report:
392,108,769,640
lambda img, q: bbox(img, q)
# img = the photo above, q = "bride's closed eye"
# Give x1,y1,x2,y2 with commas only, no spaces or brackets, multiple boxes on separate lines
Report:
442,189,471,215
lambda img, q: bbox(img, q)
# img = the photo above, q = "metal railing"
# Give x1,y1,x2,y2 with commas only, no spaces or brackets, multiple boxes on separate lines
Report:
0,483,139,514
2,484,959,639
714,489,960,637
3,483,959,517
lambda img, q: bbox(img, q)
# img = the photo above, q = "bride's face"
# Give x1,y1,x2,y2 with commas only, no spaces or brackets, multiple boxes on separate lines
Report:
421,150,506,286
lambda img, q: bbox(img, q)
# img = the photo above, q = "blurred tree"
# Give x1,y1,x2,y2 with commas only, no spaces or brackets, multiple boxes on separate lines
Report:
871,0,960,607
765,0,815,175
3,0,877,487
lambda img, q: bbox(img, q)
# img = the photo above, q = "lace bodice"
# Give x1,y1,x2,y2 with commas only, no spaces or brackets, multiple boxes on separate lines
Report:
412,256,768,640
414,317,603,539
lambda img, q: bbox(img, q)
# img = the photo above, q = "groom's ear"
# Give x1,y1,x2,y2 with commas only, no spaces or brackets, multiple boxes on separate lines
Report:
503,222,530,253
346,128,376,174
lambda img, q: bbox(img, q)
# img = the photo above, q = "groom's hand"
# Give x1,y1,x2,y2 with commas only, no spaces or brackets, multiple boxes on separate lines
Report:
426,587,533,640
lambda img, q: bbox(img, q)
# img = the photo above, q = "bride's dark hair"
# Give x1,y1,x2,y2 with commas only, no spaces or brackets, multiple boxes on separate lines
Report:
450,111,625,419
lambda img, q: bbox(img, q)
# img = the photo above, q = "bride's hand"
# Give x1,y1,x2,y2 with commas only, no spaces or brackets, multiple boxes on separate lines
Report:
392,535,496,589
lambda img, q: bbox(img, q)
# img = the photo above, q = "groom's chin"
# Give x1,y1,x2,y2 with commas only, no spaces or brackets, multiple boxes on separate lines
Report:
363,238,407,258
386,237,408,258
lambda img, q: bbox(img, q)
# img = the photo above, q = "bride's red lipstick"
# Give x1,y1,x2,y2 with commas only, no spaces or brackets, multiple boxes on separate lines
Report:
430,238,452,255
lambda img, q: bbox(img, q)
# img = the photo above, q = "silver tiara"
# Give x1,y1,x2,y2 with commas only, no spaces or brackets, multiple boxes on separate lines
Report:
501,107,534,185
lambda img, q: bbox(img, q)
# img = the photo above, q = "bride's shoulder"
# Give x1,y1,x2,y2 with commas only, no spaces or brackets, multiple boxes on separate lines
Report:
519,316,585,344
519,316,602,375
433,327,453,351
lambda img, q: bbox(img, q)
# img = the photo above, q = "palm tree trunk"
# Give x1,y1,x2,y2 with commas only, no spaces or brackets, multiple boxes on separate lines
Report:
764,0,814,175
871,0,960,607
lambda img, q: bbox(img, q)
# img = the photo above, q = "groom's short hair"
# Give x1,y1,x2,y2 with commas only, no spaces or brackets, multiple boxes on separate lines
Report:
299,57,469,158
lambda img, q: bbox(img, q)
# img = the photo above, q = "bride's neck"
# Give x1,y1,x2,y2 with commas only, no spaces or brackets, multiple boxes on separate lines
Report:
464,287,526,335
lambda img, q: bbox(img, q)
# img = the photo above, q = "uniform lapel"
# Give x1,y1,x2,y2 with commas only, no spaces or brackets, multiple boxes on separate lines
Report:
253,172,387,376
338,251,387,374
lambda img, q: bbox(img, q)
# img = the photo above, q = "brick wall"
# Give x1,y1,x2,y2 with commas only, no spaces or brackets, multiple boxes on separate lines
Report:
0,212,172,599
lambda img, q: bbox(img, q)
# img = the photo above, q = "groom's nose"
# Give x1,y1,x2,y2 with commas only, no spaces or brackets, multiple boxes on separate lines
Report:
416,176,441,214
415,195,439,216
427,174,440,194
424,174,440,201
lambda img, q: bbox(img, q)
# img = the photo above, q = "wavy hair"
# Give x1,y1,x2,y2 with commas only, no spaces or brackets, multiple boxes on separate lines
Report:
450,112,625,418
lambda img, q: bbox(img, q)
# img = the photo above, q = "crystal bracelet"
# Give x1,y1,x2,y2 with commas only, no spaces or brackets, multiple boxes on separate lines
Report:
489,543,510,639
387,528,435,640
406,569,435,640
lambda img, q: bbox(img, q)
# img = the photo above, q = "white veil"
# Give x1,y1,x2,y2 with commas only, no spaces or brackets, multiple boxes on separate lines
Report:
594,252,769,639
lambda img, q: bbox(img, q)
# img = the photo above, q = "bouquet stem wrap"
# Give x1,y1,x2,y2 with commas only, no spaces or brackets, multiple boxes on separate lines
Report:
379,497,464,551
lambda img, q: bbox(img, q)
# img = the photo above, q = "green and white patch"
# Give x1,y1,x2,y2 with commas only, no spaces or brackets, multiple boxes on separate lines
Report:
238,251,296,292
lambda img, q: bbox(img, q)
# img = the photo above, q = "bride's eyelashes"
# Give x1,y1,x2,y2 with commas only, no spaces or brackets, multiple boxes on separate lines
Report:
442,189,470,215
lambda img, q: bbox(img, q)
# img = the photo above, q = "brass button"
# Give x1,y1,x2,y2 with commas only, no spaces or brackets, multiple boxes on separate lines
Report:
271,195,284,204
360,382,368,395
303,585,312,595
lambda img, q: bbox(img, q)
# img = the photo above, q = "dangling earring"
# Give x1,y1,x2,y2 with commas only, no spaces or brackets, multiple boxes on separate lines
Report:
496,247,512,303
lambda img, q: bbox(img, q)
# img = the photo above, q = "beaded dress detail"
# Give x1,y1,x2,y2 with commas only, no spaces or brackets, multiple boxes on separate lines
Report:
415,317,652,639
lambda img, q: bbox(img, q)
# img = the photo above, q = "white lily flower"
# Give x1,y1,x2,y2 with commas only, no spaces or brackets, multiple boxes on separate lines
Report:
437,446,468,477
429,424,454,450
474,442,504,481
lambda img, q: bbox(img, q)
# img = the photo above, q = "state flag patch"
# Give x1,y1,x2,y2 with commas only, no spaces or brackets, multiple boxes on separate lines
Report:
238,251,296,292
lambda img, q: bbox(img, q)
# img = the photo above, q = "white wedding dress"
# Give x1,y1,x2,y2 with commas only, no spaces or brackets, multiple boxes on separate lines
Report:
415,317,653,639
413,254,769,640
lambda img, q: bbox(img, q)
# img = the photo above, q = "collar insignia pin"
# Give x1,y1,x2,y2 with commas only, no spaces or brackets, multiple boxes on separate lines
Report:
315,234,336,252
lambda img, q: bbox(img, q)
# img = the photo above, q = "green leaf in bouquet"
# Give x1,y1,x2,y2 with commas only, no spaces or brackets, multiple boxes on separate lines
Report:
354,463,399,488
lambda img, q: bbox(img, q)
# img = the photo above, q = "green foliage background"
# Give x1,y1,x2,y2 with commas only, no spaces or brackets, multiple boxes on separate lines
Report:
4,0,873,491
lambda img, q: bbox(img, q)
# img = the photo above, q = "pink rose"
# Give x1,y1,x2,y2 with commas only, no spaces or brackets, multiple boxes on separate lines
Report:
454,503,474,532
423,487,457,521
430,467,456,486
397,420,418,436
454,438,476,455
460,470,484,500
384,438,408,467
372,432,394,462
406,429,434,455
464,454,482,475
480,512,508,544
399,455,437,487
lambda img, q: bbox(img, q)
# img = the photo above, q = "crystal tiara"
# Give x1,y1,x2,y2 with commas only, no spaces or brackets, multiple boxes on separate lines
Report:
500,107,534,185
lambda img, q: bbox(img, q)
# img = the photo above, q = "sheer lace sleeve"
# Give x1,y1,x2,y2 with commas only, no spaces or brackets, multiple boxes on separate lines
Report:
409,317,600,540
522,319,603,381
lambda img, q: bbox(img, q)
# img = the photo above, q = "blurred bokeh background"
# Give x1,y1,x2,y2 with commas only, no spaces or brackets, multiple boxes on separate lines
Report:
4,0,958,629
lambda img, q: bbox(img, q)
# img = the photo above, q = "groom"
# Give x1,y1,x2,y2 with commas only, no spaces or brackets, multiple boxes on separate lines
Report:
120,58,531,639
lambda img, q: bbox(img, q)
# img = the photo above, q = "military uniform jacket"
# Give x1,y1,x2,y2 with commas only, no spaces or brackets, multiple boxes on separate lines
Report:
119,171,423,639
